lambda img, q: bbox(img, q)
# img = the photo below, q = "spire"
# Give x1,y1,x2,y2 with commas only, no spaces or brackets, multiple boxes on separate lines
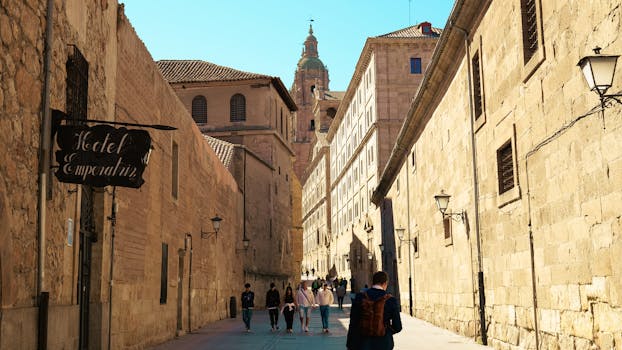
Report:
303,22,318,58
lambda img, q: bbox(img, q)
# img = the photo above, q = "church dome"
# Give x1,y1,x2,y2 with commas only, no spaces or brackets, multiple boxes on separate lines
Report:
298,56,326,70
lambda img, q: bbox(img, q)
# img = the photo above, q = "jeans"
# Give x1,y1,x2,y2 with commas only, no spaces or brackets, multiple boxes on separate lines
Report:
269,308,279,328
319,305,330,329
242,308,253,330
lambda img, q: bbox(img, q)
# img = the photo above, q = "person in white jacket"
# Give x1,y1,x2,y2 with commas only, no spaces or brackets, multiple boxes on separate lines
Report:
316,283,335,333
296,281,316,332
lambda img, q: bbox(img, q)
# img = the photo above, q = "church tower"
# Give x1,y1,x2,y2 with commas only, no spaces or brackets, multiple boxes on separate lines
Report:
291,23,329,180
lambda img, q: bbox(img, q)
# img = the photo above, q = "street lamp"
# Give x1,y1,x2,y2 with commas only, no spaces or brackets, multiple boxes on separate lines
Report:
201,215,223,239
367,252,373,260
434,191,465,222
578,47,621,128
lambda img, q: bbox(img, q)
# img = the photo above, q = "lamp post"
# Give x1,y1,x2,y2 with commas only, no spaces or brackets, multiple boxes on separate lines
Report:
577,47,621,128
434,191,465,222
200,215,223,239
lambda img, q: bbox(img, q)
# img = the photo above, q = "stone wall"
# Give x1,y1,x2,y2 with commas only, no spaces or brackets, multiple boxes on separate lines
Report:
385,1,622,349
0,1,246,348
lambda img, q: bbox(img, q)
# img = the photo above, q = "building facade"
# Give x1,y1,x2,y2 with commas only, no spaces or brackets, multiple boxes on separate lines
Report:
157,60,301,305
291,24,330,181
323,23,440,292
0,2,247,349
374,1,622,349
301,88,343,279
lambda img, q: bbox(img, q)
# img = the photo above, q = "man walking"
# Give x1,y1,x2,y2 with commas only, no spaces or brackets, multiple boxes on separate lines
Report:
241,283,255,332
336,283,346,309
317,283,334,333
346,271,402,349
266,282,281,331
296,281,316,332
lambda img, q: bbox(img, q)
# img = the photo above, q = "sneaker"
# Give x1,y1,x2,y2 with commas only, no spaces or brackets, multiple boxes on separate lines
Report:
276,326,280,330
305,326,309,332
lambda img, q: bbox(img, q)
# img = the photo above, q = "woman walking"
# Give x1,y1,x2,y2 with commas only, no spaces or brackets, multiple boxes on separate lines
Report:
282,286,297,333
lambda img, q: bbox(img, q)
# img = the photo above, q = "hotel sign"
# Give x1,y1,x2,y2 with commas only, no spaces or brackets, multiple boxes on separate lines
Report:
55,124,152,188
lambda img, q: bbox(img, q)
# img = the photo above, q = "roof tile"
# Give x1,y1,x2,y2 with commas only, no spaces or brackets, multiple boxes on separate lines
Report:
157,60,270,83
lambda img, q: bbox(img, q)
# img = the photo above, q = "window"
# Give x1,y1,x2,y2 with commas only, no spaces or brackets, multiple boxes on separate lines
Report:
230,93,246,121
191,96,207,124
280,109,283,134
310,120,315,131
410,58,422,74
171,142,179,199
472,52,483,120
66,46,88,121
497,140,515,194
413,236,419,257
160,243,168,304
443,217,452,243
411,149,416,172
521,0,538,63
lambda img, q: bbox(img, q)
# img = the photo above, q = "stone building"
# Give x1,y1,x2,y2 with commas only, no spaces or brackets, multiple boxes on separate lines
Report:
0,1,251,348
291,24,330,181
373,1,622,349
301,88,343,278
157,60,301,305
311,23,440,292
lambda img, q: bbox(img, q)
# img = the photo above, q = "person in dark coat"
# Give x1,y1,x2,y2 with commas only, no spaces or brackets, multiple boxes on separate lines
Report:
346,271,402,350
266,282,281,331
241,283,255,332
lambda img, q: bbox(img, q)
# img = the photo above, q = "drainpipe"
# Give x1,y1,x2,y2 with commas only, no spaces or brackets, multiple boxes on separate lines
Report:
452,23,488,345
38,0,54,299
107,187,117,350
524,158,541,350
185,233,193,332
37,1,54,348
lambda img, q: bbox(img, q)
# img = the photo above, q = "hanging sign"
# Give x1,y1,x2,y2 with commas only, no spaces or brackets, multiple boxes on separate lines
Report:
55,124,152,188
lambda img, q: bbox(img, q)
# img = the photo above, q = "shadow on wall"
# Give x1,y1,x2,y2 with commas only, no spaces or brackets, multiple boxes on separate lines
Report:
348,234,377,293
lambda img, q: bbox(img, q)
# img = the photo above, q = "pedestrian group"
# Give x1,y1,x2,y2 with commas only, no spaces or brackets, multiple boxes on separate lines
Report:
239,271,402,350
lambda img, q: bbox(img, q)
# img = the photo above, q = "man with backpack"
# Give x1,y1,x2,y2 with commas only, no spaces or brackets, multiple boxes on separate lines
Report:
346,271,402,350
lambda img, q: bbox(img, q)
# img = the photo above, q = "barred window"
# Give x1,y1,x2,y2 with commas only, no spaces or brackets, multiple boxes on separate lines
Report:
230,93,246,121
66,45,89,121
497,141,514,194
191,96,207,124
521,0,538,63
472,52,483,120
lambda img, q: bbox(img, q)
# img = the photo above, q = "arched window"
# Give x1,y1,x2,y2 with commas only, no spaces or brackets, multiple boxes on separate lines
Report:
191,96,207,124
230,93,246,121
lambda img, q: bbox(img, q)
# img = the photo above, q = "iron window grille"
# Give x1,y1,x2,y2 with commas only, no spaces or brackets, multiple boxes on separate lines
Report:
191,96,207,124
520,0,538,63
230,93,246,121
472,52,483,120
497,141,515,194
66,46,89,122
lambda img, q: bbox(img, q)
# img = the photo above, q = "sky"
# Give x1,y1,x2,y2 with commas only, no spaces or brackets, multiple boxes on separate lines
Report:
122,1,455,92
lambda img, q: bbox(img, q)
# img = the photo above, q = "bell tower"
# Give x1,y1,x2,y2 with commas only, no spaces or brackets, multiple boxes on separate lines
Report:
291,23,330,180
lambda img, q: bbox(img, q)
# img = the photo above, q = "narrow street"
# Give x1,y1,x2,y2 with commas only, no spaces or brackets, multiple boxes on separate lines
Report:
150,300,489,350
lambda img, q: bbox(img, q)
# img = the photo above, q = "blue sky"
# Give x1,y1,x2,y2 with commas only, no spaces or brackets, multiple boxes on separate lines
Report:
123,1,455,91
